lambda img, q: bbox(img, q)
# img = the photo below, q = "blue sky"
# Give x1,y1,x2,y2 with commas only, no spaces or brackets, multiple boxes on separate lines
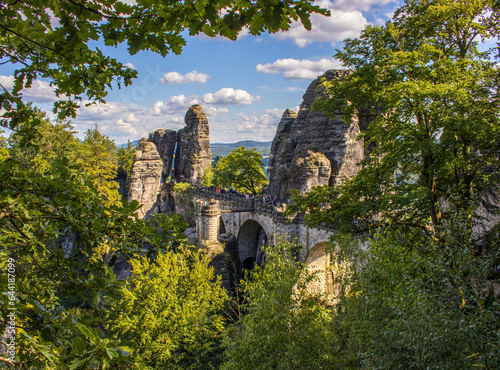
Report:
2,0,404,144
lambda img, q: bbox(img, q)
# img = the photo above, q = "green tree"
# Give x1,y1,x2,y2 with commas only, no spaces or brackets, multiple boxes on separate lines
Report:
202,164,214,186
223,239,339,369
107,249,228,369
290,0,500,367
0,0,329,129
117,140,136,177
213,147,268,196
78,126,121,206
0,123,192,368
8,108,79,173
173,182,196,226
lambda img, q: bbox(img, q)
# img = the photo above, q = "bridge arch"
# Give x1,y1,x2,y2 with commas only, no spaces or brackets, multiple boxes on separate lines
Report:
304,242,334,298
219,216,226,235
238,219,268,270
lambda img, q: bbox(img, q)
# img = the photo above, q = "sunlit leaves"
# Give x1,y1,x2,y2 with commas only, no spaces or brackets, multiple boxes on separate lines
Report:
213,146,268,196
0,0,329,128
107,250,228,369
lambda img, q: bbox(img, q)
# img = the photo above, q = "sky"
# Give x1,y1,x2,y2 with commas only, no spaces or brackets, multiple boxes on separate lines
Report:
2,0,404,144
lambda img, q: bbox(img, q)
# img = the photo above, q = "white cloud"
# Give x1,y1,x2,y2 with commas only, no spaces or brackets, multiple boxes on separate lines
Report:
124,62,137,69
0,75,58,102
160,71,211,85
77,101,130,119
273,0,368,47
202,88,260,105
115,119,138,136
148,95,201,116
202,108,283,143
256,58,343,79
204,106,230,117
126,112,141,122
0,75,14,88
333,0,395,12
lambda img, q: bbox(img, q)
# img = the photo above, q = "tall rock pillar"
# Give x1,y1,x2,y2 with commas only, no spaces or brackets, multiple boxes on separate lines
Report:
267,69,367,201
174,104,212,185
127,140,163,218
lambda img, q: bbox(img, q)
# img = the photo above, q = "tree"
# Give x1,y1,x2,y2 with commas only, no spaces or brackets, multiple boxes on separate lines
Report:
78,126,121,206
117,140,136,177
289,0,500,367
223,239,339,369
107,249,228,369
0,0,329,129
7,107,79,173
173,182,196,225
213,147,268,196
0,122,192,368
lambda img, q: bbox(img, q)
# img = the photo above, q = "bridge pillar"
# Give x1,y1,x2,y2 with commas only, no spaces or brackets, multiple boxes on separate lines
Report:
196,201,221,242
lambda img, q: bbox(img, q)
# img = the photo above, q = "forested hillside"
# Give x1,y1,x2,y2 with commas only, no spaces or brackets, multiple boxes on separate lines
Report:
1,1,499,369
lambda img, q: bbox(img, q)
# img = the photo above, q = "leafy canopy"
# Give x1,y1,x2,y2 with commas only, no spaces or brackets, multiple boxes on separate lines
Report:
107,249,228,369
288,0,500,367
0,121,191,368
78,126,121,206
0,0,329,128
223,239,339,369
213,146,268,196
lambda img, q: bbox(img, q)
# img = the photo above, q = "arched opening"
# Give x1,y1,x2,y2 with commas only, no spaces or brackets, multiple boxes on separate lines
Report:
219,216,226,235
304,242,334,299
242,257,256,270
237,220,268,270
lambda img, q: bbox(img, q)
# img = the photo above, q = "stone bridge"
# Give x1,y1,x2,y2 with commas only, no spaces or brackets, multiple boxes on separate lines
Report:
193,186,336,297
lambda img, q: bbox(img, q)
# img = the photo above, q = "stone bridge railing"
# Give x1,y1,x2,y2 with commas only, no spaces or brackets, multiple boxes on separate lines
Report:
192,186,290,220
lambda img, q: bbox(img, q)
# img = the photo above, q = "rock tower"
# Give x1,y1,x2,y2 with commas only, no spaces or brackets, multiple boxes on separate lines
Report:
127,104,212,218
267,69,372,201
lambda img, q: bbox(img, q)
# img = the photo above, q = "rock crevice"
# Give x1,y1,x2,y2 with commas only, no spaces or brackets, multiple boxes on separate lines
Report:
127,104,212,218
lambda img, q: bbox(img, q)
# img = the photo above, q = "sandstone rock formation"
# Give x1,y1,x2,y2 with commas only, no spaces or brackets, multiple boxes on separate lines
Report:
174,104,212,185
127,105,213,219
149,129,177,181
267,69,366,201
127,139,163,218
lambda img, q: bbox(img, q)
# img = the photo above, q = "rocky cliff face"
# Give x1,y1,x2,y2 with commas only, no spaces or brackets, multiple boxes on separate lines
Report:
267,69,366,201
127,105,212,218
174,105,212,185
149,129,177,181
127,139,163,218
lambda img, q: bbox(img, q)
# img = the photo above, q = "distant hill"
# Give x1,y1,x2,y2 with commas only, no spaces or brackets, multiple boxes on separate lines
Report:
211,140,272,158
117,139,140,149
118,139,273,160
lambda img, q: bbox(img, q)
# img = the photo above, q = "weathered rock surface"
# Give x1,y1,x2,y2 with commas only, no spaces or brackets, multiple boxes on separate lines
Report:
287,151,332,196
127,139,163,218
267,69,366,201
267,109,297,184
174,105,212,185
149,129,177,181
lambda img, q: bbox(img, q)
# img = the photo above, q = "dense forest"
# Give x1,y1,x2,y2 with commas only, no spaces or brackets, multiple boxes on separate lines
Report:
1,0,500,369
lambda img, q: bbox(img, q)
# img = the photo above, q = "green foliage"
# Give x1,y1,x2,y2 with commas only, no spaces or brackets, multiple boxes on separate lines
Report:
289,1,500,368
335,225,500,369
107,249,228,369
8,108,79,174
117,140,136,176
223,239,339,369
202,165,214,186
0,0,329,129
0,122,192,368
173,182,196,226
78,126,121,206
213,147,268,196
